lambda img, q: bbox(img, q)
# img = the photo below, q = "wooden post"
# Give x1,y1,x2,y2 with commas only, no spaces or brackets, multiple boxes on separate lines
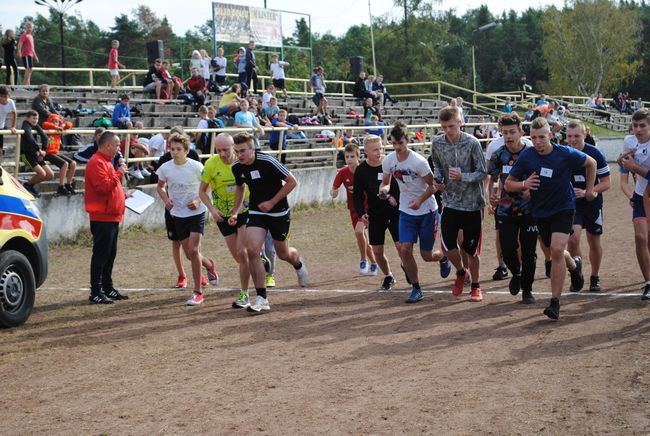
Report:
278,129,285,162
89,70,94,88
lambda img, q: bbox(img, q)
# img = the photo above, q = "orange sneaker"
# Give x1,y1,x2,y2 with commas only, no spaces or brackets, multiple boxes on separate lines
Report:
175,275,187,288
470,286,483,302
452,270,469,296
200,275,208,286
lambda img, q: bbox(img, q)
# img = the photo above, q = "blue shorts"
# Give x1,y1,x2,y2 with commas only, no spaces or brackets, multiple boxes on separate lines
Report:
398,210,438,252
632,193,646,220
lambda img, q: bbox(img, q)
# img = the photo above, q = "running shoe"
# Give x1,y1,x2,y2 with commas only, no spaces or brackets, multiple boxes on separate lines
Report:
89,293,113,305
643,284,650,301
359,260,369,275
569,256,584,292
232,291,250,309
296,258,310,287
400,263,412,285
175,275,187,288
200,275,208,286
247,295,271,314
589,275,601,292
265,274,276,288
509,274,521,296
469,286,483,302
206,258,219,285
56,185,70,196
544,260,552,278
543,297,560,320
521,290,535,305
65,182,77,195
186,292,203,306
405,287,423,304
452,270,469,296
492,265,509,280
439,256,452,279
369,263,379,276
380,275,395,291
105,288,129,300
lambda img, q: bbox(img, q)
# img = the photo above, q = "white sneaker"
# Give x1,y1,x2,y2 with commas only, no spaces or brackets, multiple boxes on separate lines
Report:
246,295,270,313
359,259,369,274
129,168,144,180
140,168,151,177
186,291,204,306
369,263,379,276
296,258,310,287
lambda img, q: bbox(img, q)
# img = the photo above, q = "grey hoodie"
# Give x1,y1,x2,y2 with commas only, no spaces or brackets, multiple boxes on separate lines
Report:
430,131,487,211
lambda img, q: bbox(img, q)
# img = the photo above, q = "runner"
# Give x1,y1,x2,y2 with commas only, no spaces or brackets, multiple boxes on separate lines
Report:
231,132,309,314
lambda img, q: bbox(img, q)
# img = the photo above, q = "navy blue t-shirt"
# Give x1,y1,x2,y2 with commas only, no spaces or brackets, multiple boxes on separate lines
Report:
509,144,587,219
571,143,609,209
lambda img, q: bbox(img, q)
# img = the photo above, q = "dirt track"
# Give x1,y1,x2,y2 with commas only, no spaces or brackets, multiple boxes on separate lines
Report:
1,171,649,435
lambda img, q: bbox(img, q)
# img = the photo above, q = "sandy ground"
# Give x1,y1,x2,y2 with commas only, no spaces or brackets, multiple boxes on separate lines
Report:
1,171,649,435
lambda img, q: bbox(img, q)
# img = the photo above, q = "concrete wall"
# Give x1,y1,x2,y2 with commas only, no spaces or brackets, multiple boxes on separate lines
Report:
39,166,344,241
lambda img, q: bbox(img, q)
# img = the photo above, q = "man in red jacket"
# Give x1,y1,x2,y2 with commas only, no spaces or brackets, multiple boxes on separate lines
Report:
85,131,130,304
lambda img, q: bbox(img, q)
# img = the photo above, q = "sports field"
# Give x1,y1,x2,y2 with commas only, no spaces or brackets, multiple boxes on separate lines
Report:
1,171,649,435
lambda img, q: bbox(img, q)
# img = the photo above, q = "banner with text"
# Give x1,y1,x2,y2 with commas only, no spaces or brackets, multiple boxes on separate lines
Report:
213,2,282,47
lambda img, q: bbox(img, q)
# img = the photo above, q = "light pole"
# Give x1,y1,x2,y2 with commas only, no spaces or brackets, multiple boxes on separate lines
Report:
34,0,83,86
471,22,497,103
368,0,377,75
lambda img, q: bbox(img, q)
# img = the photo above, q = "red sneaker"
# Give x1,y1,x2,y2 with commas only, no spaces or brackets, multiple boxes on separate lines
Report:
175,275,187,288
200,275,208,286
470,286,483,302
452,270,469,296
186,291,203,306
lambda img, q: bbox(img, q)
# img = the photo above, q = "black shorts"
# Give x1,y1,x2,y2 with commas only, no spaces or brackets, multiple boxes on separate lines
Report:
173,212,206,241
45,153,73,169
440,207,483,256
247,212,291,242
21,153,45,170
536,211,574,248
22,56,33,69
368,210,400,246
217,212,248,237
272,78,285,89
165,209,180,241
573,204,603,235
215,75,226,84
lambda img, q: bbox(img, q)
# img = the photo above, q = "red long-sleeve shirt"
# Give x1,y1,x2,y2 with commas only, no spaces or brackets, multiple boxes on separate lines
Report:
84,151,125,222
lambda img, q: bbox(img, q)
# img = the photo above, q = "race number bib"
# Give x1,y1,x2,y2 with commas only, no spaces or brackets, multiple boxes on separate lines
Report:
574,175,585,182
540,167,553,178
250,170,261,179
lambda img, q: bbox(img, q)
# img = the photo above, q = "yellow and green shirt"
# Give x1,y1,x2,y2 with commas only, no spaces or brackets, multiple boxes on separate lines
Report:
200,155,249,217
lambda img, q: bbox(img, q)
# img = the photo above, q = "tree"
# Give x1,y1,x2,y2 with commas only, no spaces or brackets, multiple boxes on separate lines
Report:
542,0,642,96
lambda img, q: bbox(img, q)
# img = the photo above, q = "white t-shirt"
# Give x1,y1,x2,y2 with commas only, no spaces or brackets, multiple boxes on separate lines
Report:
270,61,288,80
622,134,650,196
0,98,16,129
485,136,533,161
149,133,166,157
382,150,437,216
202,58,211,80
196,118,209,129
156,159,207,218
215,56,227,77
262,91,273,110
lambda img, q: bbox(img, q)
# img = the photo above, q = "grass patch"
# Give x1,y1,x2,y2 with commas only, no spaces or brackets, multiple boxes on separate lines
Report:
584,121,626,139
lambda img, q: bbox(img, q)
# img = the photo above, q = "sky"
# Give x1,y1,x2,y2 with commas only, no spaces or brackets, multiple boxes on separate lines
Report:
4,0,565,37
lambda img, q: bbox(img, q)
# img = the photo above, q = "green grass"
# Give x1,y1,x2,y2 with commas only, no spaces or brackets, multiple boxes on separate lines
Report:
583,121,627,138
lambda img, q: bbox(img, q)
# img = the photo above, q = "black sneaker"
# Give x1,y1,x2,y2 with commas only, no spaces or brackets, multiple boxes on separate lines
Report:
56,185,70,196
380,275,395,291
544,260,552,278
23,182,40,198
400,264,412,285
642,284,650,301
105,289,129,300
569,256,584,292
589,275,601,292
543,297,560,320
89,293,114,304
509,274,521,296
522,290,535,305
64,182,77,195
492,265,509,280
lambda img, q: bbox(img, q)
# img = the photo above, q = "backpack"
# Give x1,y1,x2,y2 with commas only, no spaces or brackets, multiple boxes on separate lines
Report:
92,117,112,129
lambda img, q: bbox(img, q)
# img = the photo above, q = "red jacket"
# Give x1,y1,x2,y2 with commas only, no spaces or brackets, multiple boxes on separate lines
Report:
85,151,125,222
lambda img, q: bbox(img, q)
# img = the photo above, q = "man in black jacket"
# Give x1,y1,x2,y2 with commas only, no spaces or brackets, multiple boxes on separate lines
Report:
245,40,259,95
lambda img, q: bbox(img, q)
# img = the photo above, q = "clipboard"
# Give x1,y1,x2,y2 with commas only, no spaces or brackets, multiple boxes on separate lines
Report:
125,189,155,214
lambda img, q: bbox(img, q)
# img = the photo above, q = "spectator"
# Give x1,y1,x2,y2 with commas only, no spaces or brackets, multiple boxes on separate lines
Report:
17,22,38,86
185,68,206,107
20,110,53,197
108,40,126,89
235,99,264,148
456,97,466,122
524,104,535,121
112,94,132,129
245,40,259,95
519,74,533,92
353,71,374,100
594,93,607,110
270,53,289,98
473,116,486,141
42,113,76,196
314,97,333,126
311,66,326,107
74,127,107,163
635,97,644,111
365,74,381,105
31,84,58,126
365,114,384,136
372,75,397,105
196,105,224,154
586,94,598,109
536,94,549,106
0,86,17,157
363,97,382,123
2,30,18,86
503,97,513,113
262,84,276,110
264,96,280,119
148,127,172,159
199,49,211,83
213,46,227,85
161,60,181,99
269,109,298,164
218,83,243,116
234,47,247,87
143,59,165,100
128,138,151,180
190,50,202,72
